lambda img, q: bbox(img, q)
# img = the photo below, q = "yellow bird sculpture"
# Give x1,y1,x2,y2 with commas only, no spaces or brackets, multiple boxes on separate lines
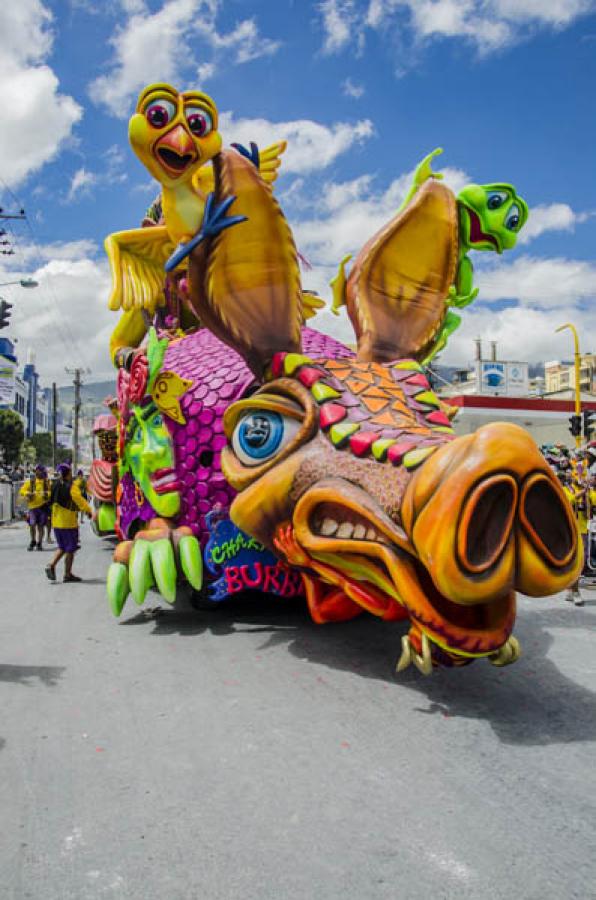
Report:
106,82,288,363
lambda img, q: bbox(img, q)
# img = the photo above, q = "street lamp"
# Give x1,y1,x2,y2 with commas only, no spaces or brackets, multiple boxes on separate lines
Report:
0,278,38,288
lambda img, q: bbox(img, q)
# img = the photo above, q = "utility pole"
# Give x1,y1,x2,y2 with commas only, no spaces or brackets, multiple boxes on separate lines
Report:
52,382,58,470
65,368,83,471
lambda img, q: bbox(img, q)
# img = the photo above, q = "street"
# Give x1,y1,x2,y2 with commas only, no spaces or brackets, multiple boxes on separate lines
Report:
1,521,595,900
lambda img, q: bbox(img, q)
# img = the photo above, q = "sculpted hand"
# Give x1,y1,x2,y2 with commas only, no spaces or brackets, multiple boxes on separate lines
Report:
107,518,203,616
448,285,479,308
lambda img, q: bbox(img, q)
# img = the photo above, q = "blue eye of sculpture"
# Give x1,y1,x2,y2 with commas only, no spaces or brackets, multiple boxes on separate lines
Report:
505,204,521,231
487,190,509,210
232,410,300,467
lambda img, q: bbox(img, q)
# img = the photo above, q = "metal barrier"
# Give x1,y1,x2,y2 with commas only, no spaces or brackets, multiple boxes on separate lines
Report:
0,483,13,523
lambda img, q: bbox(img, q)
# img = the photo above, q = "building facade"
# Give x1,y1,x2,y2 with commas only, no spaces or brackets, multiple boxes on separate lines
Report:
0,339,50,437
545,355,596,396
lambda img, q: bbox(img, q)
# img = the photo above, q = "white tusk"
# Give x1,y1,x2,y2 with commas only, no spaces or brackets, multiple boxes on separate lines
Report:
489,636,521,667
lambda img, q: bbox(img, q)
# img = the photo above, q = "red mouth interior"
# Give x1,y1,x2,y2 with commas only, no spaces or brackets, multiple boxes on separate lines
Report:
467,207,498,249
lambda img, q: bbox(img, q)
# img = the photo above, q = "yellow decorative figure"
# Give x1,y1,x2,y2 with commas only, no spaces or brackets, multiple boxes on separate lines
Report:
106,82,287,362
151,371,193,425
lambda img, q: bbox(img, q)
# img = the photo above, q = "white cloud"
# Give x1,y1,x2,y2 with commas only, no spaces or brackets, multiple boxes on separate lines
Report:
440,304,596,366
7,239,99,266
318,0,596,57
1,253,115,383
342,77,365,98
197,61,216,83
0,2,82,186
219,112,375,174
67,168,97,202
518,203,594,244
476,256,596,308
319,0,358,53
88,0,281,116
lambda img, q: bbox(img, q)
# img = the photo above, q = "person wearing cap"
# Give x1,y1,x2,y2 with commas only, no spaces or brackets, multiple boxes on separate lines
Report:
19,464,51,551
45,463,94,583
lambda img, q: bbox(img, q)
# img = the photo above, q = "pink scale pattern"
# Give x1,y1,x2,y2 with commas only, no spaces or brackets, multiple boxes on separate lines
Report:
162,327,353,544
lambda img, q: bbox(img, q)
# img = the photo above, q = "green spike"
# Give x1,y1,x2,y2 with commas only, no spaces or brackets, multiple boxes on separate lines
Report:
371,438,396,461
311,382,341,402
179,535,203,591
329,421,359,447
403,446,437,469
106,562,130,617
150,539,177,604
393,360,423,372
283,353,311,376
415,391,440,407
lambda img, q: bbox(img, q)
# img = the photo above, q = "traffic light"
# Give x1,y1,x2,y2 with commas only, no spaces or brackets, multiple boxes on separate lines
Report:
583,409,596,439
0,298,12,329
569,414,581,437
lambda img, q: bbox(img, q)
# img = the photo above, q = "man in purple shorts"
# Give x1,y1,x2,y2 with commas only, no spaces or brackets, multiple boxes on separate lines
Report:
45,463,94,583
19,464,51,551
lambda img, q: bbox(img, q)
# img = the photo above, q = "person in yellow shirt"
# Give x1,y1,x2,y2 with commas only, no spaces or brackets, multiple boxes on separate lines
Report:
45,463,94,583
19,464,51,551
560,472,596,605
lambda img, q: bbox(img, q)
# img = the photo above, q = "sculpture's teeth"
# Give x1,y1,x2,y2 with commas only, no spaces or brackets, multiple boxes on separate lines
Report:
337,522,355,539
366,527,377,541
320,517,339,536
353,524,366,539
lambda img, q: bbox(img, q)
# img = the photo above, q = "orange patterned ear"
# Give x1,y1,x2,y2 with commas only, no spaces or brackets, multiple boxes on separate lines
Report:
346,179,459,363
188,149,303,379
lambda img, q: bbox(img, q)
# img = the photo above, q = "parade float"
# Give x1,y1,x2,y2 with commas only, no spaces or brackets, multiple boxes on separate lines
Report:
102,82,582,673
87,402,118,535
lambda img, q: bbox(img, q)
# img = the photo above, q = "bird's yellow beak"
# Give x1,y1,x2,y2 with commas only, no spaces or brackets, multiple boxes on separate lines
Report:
153,124,198,178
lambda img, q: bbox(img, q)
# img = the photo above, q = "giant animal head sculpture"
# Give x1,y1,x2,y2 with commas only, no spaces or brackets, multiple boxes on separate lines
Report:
185,149,581,672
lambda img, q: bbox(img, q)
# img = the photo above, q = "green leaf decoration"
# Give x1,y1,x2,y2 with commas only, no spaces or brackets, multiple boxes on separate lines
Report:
147,326,169,392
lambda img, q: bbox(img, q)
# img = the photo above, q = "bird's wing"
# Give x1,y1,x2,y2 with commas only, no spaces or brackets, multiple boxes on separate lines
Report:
189,149,302,378
257,141,287,185
104,226,174,312
192,141,287,197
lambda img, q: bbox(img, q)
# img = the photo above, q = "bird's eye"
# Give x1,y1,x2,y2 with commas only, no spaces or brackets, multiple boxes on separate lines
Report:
185,106,213,137
151,413,163,427
505,203,521,231
486,190,509,210
232,411,300,466
145,99,176,129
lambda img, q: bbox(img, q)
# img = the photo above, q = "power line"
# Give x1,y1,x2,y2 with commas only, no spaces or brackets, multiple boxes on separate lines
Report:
0,183,89,369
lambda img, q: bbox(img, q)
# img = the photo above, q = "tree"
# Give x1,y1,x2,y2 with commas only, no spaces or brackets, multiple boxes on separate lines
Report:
19,438,36,466
30,432,53,464
0,409,24,465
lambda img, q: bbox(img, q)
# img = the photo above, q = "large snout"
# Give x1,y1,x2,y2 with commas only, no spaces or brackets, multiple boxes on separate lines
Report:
401,423,582,604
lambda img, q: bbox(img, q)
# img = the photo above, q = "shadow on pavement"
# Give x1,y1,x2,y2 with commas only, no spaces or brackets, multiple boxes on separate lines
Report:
117,594,596,748
0,664,66,687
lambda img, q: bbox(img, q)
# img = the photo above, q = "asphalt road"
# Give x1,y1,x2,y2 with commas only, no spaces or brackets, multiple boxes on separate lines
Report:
1,521,595,900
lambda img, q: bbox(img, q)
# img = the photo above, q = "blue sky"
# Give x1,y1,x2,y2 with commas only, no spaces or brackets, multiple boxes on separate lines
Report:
1,0,596,384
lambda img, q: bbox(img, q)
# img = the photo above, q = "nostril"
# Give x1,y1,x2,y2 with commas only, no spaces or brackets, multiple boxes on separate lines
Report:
458,475,517,574
520,474,575,566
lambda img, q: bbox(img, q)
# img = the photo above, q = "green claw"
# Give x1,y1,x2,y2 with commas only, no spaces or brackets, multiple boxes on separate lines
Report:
178,535,203,591
149,538,177,603
129,540,153,605
107,562,130,617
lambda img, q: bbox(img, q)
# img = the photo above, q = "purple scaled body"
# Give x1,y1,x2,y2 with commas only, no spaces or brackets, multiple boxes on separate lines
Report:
163,326,353,544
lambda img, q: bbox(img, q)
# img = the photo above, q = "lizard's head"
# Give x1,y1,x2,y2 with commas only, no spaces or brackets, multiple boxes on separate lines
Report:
129,83,222,188
457,183,529,254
